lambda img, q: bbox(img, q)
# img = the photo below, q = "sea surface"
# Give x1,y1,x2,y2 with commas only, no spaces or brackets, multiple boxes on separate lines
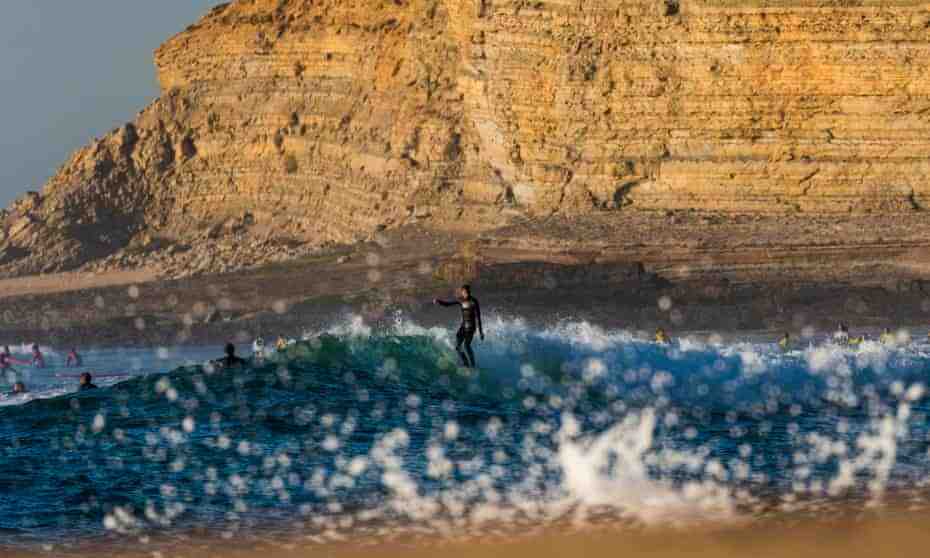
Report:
2,316,930,550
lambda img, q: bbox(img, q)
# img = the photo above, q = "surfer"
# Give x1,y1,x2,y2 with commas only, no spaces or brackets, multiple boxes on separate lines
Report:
778,332,790,350
1,346,29,371
253,337,266,360
215,343,247,368
879,328,894,345
8,382,27,395
833,323,850,345
31,344,45,368
79,372,98,391
434,285,484,368
66,348,82,367
655,328,671,345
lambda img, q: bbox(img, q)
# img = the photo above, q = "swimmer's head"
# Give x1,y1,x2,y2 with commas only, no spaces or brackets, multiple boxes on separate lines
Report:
12,382,25,394
79,372,93,386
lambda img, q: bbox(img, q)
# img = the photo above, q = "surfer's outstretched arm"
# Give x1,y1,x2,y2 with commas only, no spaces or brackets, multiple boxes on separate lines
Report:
434,298,457,307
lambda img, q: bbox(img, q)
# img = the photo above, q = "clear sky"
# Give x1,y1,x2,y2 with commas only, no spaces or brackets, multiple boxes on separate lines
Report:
0,1,222,207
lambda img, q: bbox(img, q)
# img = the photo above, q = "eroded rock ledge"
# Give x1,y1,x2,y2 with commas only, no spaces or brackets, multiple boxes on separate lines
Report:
3,0,930,277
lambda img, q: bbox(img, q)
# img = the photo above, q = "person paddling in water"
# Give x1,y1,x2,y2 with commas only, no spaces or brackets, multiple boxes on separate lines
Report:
214,343,246,368
31,344,45,368
655,328,671,345
79,372,98,391
0,347,13,372
66,348,82,367
1,346,30,372
434,285,484,369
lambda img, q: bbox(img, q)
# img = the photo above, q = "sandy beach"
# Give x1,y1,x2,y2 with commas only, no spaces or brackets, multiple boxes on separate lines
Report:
7,511,930,558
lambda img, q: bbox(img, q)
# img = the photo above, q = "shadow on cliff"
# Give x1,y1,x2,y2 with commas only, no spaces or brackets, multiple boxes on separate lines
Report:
0,122,158,277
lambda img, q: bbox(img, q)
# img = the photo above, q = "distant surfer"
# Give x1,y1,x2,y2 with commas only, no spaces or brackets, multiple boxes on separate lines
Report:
215,343,247,368
655,328,671,345
79,372,98,391
778,332,790,350
8,382,27,396
31,344,45,368
434,285,484,368
0,347,13,371
1,346,28,370
66,348,82,367
879,328,894,346
834,324,850,345
253,337,266,361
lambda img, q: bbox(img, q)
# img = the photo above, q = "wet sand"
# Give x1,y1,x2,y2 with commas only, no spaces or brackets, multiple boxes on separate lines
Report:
8,512,930,558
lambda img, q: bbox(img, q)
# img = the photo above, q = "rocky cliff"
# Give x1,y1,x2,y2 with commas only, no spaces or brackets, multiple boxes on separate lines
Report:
4,0,930,276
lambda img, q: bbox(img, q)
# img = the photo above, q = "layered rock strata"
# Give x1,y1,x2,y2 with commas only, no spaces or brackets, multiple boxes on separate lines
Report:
4,0,930,275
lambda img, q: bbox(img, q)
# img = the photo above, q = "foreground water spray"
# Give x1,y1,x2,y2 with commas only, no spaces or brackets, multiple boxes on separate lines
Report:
1,316,930,547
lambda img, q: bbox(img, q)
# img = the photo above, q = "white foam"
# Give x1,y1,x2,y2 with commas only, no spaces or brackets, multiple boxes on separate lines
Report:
557,409,735,525
290,315,930,527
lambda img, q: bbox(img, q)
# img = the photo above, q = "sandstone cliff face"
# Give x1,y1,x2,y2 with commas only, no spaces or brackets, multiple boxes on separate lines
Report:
4,0,930,275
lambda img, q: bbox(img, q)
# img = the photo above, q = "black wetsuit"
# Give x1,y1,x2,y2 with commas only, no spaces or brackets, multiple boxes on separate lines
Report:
438,297,483,368
215,355,246,368
79,383,98,391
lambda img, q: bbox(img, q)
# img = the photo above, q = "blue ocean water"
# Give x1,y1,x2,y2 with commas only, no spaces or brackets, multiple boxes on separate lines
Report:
1,316,929,547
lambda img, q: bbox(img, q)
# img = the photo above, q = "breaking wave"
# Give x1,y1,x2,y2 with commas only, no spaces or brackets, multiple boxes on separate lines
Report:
2,316,930,545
